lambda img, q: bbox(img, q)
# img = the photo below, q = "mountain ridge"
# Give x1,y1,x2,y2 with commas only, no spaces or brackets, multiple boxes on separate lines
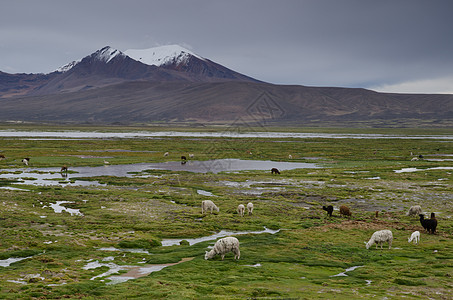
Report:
0,45,452,127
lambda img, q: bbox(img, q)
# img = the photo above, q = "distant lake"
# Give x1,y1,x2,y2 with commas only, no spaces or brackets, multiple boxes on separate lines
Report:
0,130,452,140
0,159,320,187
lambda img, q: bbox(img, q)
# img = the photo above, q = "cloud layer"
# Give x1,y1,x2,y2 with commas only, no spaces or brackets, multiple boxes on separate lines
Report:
1,0,452,94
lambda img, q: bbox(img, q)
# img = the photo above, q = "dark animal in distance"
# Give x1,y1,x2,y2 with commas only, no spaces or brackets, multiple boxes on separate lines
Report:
322,205,333,217
181,155,187,160
0,154,5,160
340,205,351,217
271,168,280,174
419,214,437,234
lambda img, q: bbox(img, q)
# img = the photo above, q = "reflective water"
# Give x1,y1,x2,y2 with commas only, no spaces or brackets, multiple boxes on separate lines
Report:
1,130,452,140
0,159,319,187
161,227,280,247
330,265,364,277
0,256,34,267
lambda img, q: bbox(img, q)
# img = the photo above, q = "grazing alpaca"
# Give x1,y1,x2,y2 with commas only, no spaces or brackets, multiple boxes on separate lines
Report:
22,158,30,166
271,168,280,174
201,200,219,214
0,154,5,160
407,205,422,217
60,165,68,173
408,231,420,245
237,204,245,217
375,211,379,218
365,230,393,250
205,237,240,260
288,154,292,159
247,202,254,215
164,152,169,157
339,205,351,217
419,214,437,234
322,205,333,217
181,155,187,160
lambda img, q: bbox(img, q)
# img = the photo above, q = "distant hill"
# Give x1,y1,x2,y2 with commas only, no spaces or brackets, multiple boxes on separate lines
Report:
1,45,452,127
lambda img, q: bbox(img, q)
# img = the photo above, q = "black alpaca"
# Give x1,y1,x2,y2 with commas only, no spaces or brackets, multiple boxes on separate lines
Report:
322,205,333,217
419,214,437,234
271,168,280,174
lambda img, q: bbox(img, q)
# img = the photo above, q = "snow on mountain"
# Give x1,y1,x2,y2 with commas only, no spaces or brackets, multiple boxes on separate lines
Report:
94,46,125,63
56,59,81,73
55,46,125,73
125,45,204,67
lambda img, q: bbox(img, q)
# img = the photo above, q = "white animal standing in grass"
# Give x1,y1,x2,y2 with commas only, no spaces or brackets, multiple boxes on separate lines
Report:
408,231,420,245
201,200,219,214
164,152,169,157
407,205,422,217
205,237,240,260
247,202,254,215
365,230,393,250
237,204,245,217
22,158,30,166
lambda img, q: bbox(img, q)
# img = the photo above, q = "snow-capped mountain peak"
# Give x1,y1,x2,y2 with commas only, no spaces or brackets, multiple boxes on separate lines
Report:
56,59,81,73
94,46,125,63
125,45,204,67
55,46,125,73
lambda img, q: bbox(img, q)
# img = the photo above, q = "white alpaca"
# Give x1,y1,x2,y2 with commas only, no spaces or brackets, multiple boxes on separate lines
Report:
201,200,219,214
22,158,30,166
411,157,419,161
164,152,169,157
237,204,245,217
288,154,292,159
408,231,420,245
205,237,240,260
247,202,254,215
407,205,422,217
189,153,194,159
365,230,393,250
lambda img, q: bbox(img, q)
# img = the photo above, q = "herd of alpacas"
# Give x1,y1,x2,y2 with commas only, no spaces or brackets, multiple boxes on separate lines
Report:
204,199,439,260
4,154,441,261
322,204,438,250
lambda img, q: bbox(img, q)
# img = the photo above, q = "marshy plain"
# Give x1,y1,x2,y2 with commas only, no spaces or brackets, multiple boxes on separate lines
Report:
0,126,452,299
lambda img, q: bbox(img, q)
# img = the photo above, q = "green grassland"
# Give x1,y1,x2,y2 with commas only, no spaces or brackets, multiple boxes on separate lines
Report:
0,126,452,299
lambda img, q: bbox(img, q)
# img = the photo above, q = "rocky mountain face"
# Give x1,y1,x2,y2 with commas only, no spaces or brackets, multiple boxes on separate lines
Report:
0,45,452,126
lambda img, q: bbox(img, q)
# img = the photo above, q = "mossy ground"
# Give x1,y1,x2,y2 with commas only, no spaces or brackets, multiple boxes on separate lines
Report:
0,126,452,299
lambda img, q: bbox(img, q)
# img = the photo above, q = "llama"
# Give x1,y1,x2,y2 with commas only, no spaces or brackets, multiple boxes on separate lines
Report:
419,214,437,234
247,202,254,215
339,205,351,217
205,237,240,260
407,205,422,217
237,204,245,217
164,152,169,157
408,231,420,245
322,205,333,217
201,200,219,214
271,168,280,174
365,230,393,250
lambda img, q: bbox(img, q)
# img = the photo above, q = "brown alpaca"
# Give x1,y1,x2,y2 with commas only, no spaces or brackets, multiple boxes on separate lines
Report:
339,205,351,217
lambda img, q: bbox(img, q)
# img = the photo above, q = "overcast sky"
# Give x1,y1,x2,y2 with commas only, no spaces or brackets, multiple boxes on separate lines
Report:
1,0,452,94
